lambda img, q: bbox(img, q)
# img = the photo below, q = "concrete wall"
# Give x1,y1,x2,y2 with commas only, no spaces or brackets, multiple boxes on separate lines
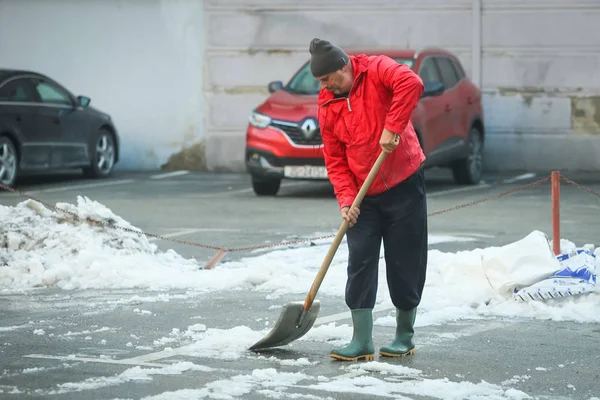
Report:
480,0,600,171
204,0,600,172
0,0,205,170
3,0,598,172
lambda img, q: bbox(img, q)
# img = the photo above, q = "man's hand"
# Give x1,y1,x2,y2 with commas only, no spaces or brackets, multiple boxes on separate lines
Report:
341,206,360,228
380,128,400,153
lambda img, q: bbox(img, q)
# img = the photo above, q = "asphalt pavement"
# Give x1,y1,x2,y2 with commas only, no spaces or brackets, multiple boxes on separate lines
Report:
0,167,599,399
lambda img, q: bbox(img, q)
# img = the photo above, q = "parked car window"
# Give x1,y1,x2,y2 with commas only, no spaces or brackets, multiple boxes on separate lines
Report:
450,58,466,79
0,78,37,102
417,57,442,83
393,58,415,69
34,80,72,106
435,56,459,89
285,63,321,95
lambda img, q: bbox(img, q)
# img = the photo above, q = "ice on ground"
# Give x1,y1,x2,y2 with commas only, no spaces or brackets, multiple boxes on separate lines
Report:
135,361,531,400
140,368,313,400
40,361,211,396
1,198,598,328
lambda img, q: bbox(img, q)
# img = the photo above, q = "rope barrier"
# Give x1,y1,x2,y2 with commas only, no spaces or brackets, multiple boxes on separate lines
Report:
1,172,598,269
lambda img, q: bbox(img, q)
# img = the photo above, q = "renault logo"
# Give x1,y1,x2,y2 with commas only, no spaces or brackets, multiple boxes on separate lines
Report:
300,118,318,139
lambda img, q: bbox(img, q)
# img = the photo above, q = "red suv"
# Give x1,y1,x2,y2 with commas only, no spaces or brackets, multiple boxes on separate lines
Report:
245,48,485,196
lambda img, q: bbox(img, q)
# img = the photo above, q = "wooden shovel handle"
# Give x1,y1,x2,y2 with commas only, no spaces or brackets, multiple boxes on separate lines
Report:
303,151,388,311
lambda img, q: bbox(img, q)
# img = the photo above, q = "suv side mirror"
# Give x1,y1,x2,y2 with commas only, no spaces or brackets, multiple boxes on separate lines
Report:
268,81,283,93
421,81,444,98
77,95,91,107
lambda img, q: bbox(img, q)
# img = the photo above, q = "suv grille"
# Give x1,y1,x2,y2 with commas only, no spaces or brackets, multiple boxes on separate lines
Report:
271,122,323,146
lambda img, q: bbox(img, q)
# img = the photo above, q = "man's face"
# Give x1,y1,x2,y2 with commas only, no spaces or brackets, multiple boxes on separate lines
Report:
316,66,351,95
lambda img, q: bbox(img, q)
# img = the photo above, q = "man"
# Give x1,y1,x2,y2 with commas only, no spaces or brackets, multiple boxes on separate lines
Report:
309,38,428,361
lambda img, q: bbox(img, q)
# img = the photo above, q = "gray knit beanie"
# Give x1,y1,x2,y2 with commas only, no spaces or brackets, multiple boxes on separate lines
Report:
309,38,349,77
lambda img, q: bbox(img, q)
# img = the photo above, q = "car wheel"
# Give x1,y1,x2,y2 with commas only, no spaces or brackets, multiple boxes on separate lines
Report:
0,135,19,188
83,128,116,178
252,177,281,196
451,127,483,185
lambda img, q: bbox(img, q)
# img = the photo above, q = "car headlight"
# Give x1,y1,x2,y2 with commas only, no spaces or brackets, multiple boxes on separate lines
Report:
249,111,272,129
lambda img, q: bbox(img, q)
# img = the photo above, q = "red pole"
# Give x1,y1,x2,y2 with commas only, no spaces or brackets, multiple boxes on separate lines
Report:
551,171,560,255
204,248,226,270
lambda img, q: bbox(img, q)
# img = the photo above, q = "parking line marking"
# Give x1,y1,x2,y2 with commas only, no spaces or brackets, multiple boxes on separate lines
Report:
314,304,396,325
503,173,536,184
148,228,241,242
150,171,190,180
148,228,201,241
427,183,492,198
23,354,172,368
27,179,135,194
195,181,314,198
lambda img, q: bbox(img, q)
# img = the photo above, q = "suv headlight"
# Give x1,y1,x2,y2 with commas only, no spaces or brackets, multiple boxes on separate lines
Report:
249,111,272,129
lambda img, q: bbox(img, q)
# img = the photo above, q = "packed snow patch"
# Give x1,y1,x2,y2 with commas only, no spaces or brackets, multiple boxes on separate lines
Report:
1,198,598,327
307,362,533,399
44,361,211,396
140,368,313,400
135,361,532,400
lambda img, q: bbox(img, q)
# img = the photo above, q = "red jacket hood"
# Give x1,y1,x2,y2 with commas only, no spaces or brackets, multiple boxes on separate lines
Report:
317,54,371,106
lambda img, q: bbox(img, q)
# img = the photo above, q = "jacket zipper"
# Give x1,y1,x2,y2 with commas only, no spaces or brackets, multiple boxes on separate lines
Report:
345,73,362,111
319,71,362,109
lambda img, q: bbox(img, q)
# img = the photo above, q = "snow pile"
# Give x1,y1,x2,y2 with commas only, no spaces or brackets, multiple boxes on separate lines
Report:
1,198,598,325
0,198,201,290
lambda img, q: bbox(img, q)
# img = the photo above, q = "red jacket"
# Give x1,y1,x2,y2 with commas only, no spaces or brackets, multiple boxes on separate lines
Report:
317,54,426,209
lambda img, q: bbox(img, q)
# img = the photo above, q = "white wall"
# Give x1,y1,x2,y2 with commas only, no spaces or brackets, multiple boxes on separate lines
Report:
204,0,600,172
479,0,600,171
0,0,205,170
3,0,598,172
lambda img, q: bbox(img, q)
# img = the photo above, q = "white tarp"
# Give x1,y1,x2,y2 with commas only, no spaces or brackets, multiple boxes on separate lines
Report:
481,230,562,294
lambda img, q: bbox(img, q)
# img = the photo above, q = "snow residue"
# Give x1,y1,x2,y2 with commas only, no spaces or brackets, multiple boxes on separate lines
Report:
45,361,210,395
1,198,598,328
140,368,312,400
60,326,115,338
0,325,27,332
134,361,532,400
183,325,264,360
502,375,531,386
308,362,532,399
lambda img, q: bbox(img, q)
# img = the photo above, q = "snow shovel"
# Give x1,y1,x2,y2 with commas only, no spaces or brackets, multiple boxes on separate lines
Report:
249,150,389,351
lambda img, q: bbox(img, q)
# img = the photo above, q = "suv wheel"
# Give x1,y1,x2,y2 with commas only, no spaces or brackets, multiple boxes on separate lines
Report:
0,136,18,188
252,178,281,196
451,127,483,185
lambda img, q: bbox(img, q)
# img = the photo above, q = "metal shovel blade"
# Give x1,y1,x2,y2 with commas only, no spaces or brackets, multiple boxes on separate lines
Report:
248,300,320,351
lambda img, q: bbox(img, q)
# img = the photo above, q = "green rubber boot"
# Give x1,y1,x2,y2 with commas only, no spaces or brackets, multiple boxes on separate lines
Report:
330,308,375,361
379,307,417,357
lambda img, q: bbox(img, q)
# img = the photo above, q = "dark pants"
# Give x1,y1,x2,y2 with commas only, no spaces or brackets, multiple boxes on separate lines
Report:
345,168,428,311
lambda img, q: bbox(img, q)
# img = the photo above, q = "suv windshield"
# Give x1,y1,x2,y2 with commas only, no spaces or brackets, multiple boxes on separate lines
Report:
284,58,415,95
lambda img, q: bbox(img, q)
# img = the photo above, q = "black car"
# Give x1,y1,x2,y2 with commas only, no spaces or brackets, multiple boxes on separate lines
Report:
0,69,120,187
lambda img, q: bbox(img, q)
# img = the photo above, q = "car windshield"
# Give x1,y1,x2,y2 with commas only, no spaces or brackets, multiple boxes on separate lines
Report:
284,57,415,95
